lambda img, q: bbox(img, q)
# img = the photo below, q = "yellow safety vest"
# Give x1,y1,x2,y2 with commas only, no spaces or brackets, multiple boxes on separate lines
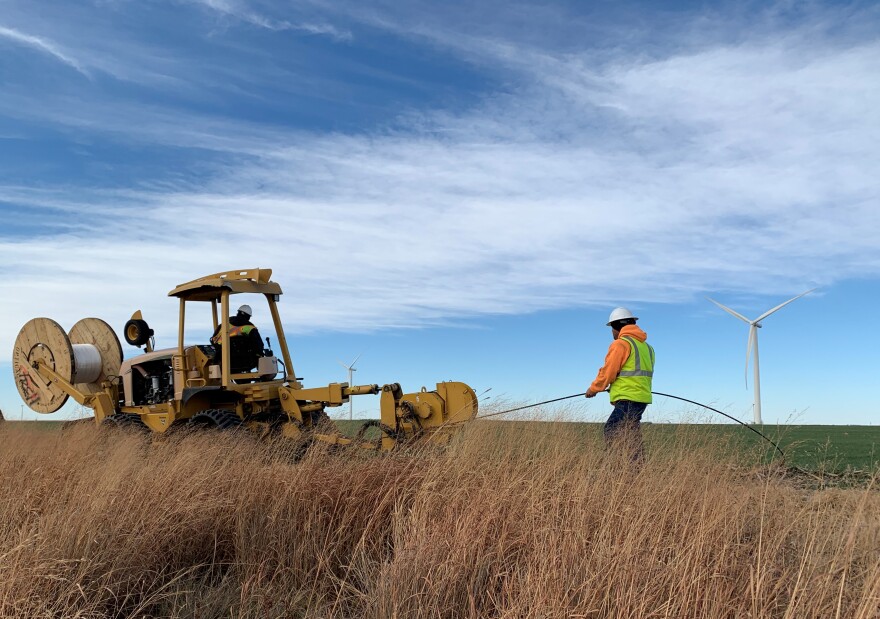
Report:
609,336,655,404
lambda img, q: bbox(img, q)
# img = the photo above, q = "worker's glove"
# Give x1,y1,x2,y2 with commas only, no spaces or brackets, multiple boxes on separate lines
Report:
585,390,597,399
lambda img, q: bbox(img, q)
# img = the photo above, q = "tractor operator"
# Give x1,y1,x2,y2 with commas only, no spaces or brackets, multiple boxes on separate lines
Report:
210,304,264,372
585,307,655,460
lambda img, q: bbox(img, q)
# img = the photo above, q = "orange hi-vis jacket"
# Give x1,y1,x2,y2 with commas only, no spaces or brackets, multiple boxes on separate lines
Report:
588,324,650,397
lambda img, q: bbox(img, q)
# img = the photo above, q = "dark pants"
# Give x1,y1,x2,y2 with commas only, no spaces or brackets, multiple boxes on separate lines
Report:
604,400,648,462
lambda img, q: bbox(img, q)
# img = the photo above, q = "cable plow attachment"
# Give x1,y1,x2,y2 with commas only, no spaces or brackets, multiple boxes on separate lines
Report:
280,381,479,451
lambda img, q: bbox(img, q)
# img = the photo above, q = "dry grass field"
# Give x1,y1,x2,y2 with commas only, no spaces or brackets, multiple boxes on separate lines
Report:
1,418,878,618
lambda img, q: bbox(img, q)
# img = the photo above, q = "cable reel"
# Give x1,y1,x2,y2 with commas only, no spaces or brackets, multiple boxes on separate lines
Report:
12,317,123,413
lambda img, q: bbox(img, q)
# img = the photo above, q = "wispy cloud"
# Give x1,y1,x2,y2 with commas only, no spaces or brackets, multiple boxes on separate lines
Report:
0,25,90,76
191,0,351,40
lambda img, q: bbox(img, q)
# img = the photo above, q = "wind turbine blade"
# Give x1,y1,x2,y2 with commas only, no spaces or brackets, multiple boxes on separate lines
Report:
745,325,756,389
706,297,751,323
754,288,816,323
337,360,350,370
349,352,363,368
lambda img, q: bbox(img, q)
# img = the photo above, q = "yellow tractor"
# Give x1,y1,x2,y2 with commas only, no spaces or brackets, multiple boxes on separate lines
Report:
12,268,478,450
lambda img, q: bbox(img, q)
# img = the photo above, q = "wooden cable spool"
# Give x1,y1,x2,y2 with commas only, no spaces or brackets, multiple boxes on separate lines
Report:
69,318,123,396
13,318,74,413
12,317,123,414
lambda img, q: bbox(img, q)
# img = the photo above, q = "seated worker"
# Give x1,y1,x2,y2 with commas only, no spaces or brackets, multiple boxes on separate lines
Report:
210,304,264,373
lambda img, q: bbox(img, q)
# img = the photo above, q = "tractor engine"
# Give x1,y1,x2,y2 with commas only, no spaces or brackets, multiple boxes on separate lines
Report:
126,357,174,406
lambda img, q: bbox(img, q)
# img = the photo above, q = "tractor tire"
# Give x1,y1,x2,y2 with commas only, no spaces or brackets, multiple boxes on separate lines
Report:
102,413,149,432
189,409,244,430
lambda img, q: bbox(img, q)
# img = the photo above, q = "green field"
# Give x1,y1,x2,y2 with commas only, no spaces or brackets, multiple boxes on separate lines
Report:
635,423,880,473
336,420,880,474
7,419,879,475
717,424,880,472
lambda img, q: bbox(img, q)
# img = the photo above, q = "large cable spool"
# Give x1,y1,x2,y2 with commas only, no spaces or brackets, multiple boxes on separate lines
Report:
13,318,74,413
12,317,123,414
69,318,123,396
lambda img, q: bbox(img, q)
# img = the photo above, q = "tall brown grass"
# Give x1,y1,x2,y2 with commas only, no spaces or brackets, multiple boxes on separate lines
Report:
0,418,878,618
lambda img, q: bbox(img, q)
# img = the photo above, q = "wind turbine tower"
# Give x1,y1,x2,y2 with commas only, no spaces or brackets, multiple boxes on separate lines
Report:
338,353,363,421
707,289,815,425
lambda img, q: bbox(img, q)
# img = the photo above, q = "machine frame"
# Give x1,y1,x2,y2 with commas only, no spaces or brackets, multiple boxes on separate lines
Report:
15,268,478,451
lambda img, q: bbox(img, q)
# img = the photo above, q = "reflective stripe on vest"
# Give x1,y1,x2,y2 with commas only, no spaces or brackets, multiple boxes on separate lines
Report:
229,325,254,338
617,336,655,377
609,336,654,404
211,324,254,344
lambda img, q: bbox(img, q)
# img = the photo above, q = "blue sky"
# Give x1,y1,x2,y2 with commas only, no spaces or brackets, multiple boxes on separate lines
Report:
1,0,878,424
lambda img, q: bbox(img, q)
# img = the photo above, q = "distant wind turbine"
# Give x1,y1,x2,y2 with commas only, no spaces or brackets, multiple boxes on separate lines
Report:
707,289,815,425
338,353,363,420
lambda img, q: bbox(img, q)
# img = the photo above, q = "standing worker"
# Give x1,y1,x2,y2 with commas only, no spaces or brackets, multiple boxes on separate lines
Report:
586,307,655,460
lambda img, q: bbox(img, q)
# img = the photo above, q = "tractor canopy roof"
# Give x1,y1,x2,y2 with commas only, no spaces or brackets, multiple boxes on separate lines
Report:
168,268,282,301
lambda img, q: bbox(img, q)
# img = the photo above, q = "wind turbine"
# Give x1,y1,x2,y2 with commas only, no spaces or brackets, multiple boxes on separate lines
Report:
338,353,363,420
707,289,815,425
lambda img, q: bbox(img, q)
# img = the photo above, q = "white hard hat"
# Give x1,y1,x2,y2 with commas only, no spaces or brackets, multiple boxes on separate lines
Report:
237,304,253,317
606,307,637,326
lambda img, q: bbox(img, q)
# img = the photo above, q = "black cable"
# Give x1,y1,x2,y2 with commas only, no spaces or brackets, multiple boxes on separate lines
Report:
476,394,584,420
649,391,785,460
476,390,786,460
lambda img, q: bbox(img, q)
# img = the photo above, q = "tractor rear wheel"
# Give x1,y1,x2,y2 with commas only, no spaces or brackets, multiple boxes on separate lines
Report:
189,409,243,430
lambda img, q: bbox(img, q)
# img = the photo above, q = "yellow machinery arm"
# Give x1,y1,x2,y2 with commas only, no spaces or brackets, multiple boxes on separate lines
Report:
278,381,478,450
30,360,118,422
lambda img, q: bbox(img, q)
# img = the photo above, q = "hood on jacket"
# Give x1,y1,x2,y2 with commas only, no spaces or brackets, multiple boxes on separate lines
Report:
617,324,647,342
